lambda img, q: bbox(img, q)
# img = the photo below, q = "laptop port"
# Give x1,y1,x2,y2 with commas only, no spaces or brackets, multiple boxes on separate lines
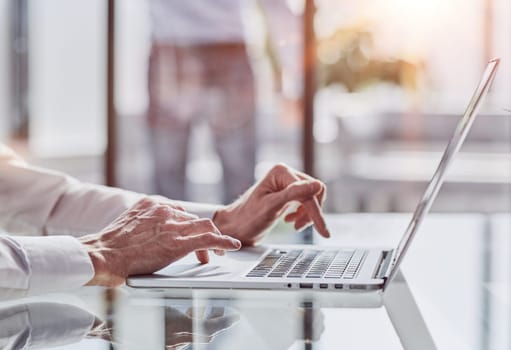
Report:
319,284,328,289
349,284,367,290
299,283,313,289
334,284,343,289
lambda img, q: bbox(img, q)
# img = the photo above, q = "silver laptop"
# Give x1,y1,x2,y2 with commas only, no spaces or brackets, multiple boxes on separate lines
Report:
128,58,500,292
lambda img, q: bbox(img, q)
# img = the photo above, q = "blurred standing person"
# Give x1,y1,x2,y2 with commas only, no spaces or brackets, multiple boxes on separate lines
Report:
147,0,256,204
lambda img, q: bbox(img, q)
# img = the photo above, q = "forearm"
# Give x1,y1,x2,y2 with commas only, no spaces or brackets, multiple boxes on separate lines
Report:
0,145,220,236
0,159,141,236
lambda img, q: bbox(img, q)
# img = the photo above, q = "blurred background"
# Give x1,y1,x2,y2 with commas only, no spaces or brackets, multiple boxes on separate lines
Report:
0,0,510,213
0,3,510,348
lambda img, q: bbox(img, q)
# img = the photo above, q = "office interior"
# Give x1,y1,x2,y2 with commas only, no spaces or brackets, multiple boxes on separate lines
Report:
1,0,511,349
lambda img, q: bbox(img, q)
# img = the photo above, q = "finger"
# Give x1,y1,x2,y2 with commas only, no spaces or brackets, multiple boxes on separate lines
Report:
302,198,330,238
284,204,308,222
184,233,241,252
195,250,210,264
214,249,225,256
185,307,194,318
166,333,194,347
208,307,225,318
186,306,207,319
184,218,223,235
177,219,226,256
160,218,219,237
204,314,241,335
295,172,327,205
181,219,227,256
294,216,312,231
142,205,174,221
149,195,187,212
144,205,198,223
132,197,157,211
169,209,200,222
282,189,330,238
272,180,330,237
121,197,158,219
190,220,226,256
168,333,212,345
275,180,322,208
268,165,330,237
284,211,299,222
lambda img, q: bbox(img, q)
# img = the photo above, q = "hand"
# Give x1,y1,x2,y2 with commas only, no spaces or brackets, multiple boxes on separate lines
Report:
165,306,239,349
80,198,241,287
213,164,330,246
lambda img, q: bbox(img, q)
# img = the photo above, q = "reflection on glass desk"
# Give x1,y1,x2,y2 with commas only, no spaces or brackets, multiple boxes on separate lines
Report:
0,214,509,350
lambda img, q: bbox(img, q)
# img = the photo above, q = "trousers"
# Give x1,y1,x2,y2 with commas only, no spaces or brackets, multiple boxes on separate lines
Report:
147,43,256,203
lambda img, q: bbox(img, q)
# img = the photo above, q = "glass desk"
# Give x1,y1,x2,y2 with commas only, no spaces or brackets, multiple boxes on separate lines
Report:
1,213,509,349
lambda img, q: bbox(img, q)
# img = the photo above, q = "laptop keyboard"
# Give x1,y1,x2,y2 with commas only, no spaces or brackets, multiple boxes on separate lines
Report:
246,249,367,279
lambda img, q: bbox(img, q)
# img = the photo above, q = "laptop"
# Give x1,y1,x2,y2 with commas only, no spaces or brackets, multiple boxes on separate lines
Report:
128,58,500,292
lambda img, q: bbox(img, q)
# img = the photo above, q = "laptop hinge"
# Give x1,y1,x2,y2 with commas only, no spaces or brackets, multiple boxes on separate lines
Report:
375,250,394,280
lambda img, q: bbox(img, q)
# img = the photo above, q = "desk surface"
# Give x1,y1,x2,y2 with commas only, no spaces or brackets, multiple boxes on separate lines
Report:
1,213,509,350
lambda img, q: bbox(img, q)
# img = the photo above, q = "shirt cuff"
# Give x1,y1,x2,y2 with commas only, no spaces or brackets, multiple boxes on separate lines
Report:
13,236,94,295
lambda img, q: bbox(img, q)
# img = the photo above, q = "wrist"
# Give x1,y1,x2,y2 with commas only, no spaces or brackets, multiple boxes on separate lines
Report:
213,204,260,246
212,205,235,236
79,236,120,287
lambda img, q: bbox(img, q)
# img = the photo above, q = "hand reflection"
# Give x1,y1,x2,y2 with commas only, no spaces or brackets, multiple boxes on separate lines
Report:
0,301,108,350
163,302,325,350
165,306,240,349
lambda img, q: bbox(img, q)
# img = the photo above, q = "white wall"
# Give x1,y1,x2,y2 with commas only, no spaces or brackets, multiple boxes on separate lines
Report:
29,0,105,157
0,0,8,142
115,1,150,116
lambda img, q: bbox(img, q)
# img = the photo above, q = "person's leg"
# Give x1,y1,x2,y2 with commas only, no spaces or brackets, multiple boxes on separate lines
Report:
214,115,256,204
204,46,257,203
149,123,191,200
147,45,193,200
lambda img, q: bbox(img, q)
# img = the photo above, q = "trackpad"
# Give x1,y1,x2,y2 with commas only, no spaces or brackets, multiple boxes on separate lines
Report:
153,247,268,279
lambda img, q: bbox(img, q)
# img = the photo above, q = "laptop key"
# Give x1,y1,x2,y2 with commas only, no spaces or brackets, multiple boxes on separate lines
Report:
286,250,320,278
342,250,366,279
324,250,354,278
268,250,302,277
246,250,285,277
305,251,337,278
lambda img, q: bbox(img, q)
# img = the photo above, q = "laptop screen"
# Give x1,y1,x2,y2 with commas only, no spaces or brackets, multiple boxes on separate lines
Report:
386,58,500,286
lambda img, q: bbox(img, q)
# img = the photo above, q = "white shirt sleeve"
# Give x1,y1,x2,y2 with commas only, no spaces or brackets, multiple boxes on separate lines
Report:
0,302,96,349
0,144,220,298
0,235,94,299
0,144,218,237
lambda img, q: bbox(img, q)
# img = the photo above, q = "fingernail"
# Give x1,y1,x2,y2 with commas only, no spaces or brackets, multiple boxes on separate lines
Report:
231,237,242,249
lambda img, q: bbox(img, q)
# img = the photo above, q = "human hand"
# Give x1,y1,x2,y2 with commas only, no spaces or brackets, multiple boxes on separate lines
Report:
79,198,241,287
212,164,330,246
165,306,239,349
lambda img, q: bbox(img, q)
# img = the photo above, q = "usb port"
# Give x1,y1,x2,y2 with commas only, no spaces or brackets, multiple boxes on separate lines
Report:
319,284,328,289
334,284,343,289
349,285,367,290
299,283,313,289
